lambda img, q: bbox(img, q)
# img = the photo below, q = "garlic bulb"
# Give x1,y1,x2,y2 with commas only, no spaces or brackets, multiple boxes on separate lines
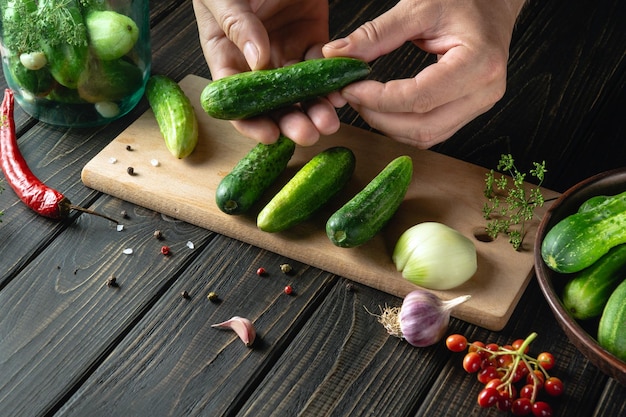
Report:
374,290,471,347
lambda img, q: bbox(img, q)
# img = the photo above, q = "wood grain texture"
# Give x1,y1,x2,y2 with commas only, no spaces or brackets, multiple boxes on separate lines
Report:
0,0,625,415
55,240,339,417
0,197,215,416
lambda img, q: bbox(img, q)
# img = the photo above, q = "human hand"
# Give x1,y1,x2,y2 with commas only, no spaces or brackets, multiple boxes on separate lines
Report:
322,0,527,148
192,0,341,145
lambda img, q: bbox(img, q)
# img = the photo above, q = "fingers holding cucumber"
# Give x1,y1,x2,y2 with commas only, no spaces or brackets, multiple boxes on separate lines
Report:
200,57,371,146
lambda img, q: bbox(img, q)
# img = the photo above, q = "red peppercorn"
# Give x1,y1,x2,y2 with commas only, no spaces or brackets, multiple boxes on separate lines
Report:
284,285,293,295
160,245,170,256
256,267,266,276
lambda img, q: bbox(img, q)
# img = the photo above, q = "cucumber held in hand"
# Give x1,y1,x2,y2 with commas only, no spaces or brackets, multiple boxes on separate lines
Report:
145,75,199,159
200,57,371,120
257,147,356,233
216,136,296,215
327,155,413,248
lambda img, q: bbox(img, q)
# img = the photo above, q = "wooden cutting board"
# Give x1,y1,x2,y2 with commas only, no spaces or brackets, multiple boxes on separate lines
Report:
82,74,559,330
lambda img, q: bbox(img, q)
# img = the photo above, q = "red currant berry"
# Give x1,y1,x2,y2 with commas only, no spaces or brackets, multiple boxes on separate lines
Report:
470,341,491,360
499,386,517,402
486,342,500,352
531,401,553,417
468,341,485,353
481,356,497,369
484,378,503,390
477,366,499,384
520,384,536,400
497,353,514,368
526,370,545,389
511,397,533,416
445,334,468,352
503,384,518,401
537,352,555,370
512,362,530,383
284,285,293,295
463,352,482,373
160,245,171,256
512,338,530,354
256,267,266,276
477,387,499,408
497,395,513,412
544,376,564,397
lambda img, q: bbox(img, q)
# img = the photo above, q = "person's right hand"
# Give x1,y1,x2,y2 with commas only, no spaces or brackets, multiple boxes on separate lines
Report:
192,0,340,146
322,0,526,149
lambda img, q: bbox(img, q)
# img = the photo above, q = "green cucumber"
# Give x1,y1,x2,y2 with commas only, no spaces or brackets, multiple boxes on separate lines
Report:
200,57,370,120
257,147,356,233
145,75,199,159
84,10,139,61
216,136,296,215
562,244,626,320
598,278,626,361
39,1,89,89
78,57,144,103
326,155,413,248
578,195,610,213
541,191,626,273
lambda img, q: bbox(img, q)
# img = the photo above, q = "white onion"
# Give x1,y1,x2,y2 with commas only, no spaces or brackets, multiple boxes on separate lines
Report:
393,222,477,290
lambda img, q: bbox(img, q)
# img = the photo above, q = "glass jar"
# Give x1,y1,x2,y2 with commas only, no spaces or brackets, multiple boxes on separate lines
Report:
0,0,150,127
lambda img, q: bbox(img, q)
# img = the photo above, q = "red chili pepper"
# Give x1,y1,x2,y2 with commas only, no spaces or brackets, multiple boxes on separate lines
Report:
1,89,72,218
1,89,116,223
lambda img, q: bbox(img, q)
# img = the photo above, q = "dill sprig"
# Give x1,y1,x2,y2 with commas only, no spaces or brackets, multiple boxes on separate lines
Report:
482,154,547,251
1,0,89,53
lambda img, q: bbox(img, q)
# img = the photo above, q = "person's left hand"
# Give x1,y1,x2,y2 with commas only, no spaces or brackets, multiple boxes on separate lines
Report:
192,0,341,146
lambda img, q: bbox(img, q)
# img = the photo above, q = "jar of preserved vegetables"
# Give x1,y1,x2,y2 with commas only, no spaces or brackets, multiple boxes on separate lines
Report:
0,0,150,127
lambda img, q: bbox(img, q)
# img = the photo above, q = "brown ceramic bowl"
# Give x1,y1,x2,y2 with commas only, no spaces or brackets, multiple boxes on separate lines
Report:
534,167,626,385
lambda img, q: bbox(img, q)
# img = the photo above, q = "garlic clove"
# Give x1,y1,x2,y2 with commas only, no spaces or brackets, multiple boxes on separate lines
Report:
211,316,256,347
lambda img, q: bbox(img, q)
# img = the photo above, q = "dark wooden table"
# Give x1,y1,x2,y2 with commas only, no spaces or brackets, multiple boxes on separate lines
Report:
1,1,625,416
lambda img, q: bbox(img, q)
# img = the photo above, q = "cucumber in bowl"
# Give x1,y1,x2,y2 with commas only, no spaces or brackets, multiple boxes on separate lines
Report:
534,168,626,384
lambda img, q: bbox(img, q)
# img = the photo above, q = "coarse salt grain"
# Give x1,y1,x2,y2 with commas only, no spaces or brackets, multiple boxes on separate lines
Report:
108,157,117,164
186,241,195,249
116,224,124,232
122,248,133,255
150,159,160,167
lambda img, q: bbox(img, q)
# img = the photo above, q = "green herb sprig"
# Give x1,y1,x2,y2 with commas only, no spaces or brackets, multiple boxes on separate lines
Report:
1,0,90,53
482,154,547,251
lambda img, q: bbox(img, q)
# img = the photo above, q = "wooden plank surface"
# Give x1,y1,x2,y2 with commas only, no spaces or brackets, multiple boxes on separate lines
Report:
81,74,559,331
1,0,625,416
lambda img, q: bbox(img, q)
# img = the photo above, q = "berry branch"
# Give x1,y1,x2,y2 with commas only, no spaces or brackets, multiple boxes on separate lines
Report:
445,333,564,416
